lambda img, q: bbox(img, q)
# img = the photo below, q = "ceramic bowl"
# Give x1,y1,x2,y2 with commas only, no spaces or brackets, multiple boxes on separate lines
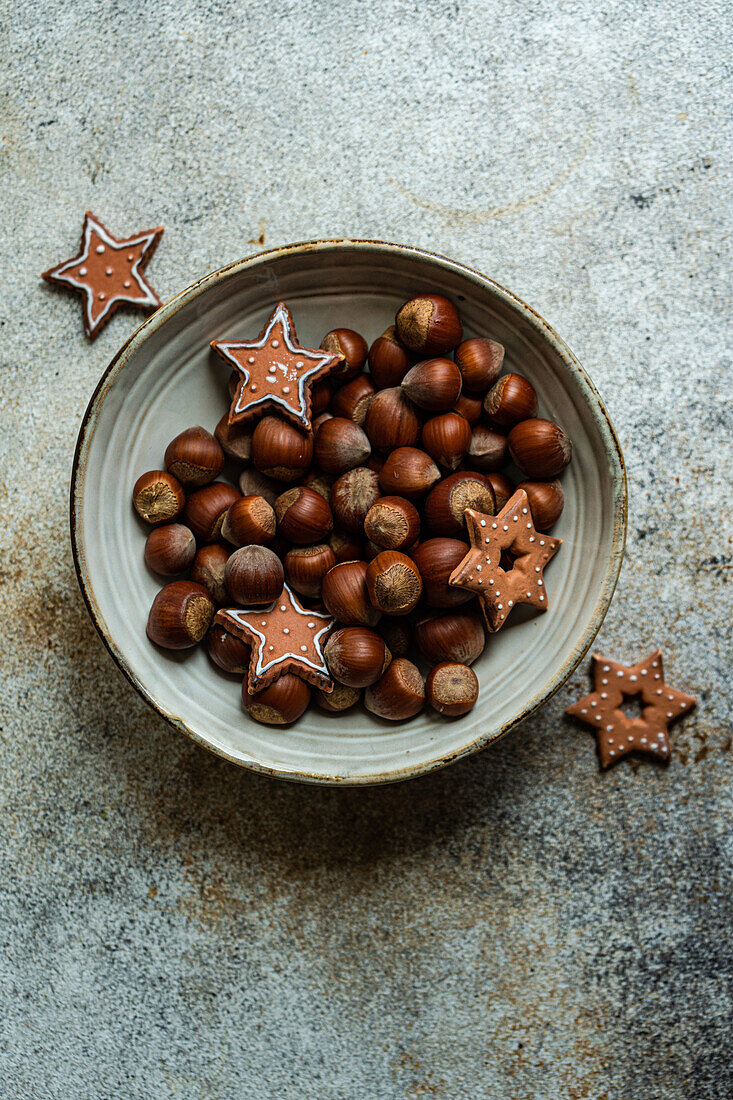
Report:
71,240,626,784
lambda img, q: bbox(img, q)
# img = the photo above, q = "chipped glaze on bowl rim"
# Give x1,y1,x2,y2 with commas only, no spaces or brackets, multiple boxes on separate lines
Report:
70,238,627,785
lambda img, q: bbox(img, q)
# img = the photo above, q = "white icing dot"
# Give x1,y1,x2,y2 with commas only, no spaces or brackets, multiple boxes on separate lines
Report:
602,679,608,685
283,627,290,635
488,578,494,585
641,737,647,745
537,579,543,586
630,675,637,682
609,750,615,757
126,253,134,261
494,590,501,596
123,280,131,288
529,536,535,543
654,674,661,680
526,523,532,529
79,266,87,275
485,537,490,544
247,356,255,364
282,386,290,394
539,539,545,546
601,692,607,699
539,594,544,601
617,671,624,678
649,743,657,751
497,603,503,610
603,666,610,672
522,508,528,514
513,515,518,522
651,661,658,668
668,694,674,700
300,645,307,652
508,600,513,606
307,622,315,628
105,267,113,276
492,523,498,529
268,645,274,651
261,620,266,626
98,293,105,300
608,737,614,744
535,567,540,573
606,724,613,731
580,708,587,714
503,525,508,531
667,712,673,718
250,384,257,392
641,668,647,675
271,339,279,348
527,591,532,598
266,376,276,384
280,605,286,612
296,360,303,368
628,735,634,743
476,564,482,571
480,519,486,527
96,244,105,254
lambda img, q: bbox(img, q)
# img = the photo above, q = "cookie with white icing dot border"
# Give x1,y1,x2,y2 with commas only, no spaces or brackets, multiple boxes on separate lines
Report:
215,583,335,694
448,489,561,632
211,302,344,432
566,649,696,768
42,211,163,339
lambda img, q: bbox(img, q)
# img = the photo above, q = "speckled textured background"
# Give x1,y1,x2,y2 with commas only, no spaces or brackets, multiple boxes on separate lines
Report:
1,1,731,1096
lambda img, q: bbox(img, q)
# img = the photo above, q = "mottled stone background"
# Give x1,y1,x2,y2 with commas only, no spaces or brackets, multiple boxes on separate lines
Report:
1,0,731,1097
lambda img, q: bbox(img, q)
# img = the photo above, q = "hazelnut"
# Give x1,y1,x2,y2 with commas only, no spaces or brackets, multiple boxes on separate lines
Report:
507,418,572,478
132,470,185,526
378,447,440,500
467,425,508,472
410,538,473,608
324,626,391,688
329,529,365,564
364,658,425,720
144,523,196,576
215,412,253,463
146,581,214,649
320,328,368,384
315,682,361,712
207,624,250,674
414,610,485,665
483,373,538,427
424,473,495,538
311,378,333,416
312,411,333,432
190,542,231,604
395,294,463,356
164,425,225,487
251,416,314,480
364,496,420,551
314,417,371,474
304,471,335,501
453,392,483,426
238,468,280,504
516,479,565,530
224,545,284,605
378,617,412,659
274,486,333,544
221,495,276,547
454,337,505,393
401,358,462,411
364,387,421,451
321,560,381,626
484,472,514,513
368,325,414,388
426,661,479,717
330,467,381,534
284,543,337,599
183,481,241,543
331,373,376,425
421,412,471,471
244,673,311,725
366,551,422,616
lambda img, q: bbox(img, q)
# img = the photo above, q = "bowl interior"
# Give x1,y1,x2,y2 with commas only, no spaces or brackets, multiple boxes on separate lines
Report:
72,242,625,783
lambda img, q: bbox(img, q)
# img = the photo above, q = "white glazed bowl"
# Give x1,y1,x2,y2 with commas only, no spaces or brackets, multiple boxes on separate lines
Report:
71,240,626,784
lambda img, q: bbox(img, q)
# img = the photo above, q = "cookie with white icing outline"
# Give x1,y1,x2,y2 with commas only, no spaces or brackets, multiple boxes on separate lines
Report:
211,302,344,432
42,211,163,339
216,583,335,694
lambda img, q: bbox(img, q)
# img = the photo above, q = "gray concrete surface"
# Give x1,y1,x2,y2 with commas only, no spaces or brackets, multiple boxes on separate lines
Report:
1,0,732,1096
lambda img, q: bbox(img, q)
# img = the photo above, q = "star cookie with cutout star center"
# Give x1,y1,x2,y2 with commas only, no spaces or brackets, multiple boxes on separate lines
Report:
566,649,696,768
211,302,344,432
215,583,335,694
448,488,561,632
42,211,163,338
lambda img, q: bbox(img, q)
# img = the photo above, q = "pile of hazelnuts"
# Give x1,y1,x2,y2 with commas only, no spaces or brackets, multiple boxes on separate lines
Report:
132,293,572,726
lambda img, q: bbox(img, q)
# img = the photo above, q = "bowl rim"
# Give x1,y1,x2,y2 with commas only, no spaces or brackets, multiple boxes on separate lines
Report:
70,237,627,785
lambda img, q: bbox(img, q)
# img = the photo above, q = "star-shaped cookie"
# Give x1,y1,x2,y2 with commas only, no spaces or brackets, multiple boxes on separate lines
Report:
211,302,344,431
566,649,696,768
42,211,163,338
215,583,335,694
448,489,561,631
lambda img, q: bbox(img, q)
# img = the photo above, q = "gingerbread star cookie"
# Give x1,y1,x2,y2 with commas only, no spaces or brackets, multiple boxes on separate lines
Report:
566,649,696,768
211,302,344,431
215,583,335,694
42,212,163,338
448,489,561,632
